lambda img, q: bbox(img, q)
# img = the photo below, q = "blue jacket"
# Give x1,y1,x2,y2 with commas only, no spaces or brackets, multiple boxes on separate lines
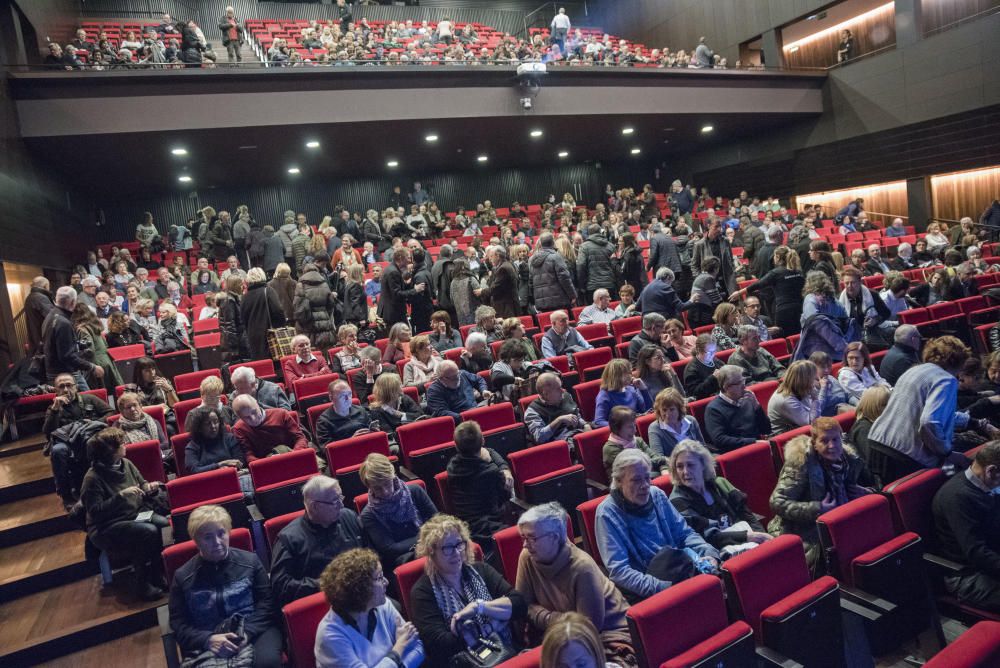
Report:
595,487,718,598
425,371,486,421
593,386,652,427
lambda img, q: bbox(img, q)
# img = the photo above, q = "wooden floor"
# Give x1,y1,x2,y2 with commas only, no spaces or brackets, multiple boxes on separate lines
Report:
0,531,85,584
0,492,64,533
37,627,167,668
0,449,52,487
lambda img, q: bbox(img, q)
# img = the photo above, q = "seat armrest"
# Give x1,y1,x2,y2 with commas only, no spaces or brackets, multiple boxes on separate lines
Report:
158,605,181,668
839,596,883,622
585,478,609,493
839,585,897,614
398,466,420,481
755,646,804,667
248,504,264,522
923,552,966,573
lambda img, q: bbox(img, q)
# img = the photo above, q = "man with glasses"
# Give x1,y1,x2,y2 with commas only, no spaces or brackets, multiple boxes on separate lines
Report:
703,364,771,453
739,296,779,341
425,360,491,421
270,476,364,607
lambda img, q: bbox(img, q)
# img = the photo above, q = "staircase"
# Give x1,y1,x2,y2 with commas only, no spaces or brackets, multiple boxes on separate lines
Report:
0,434,162,667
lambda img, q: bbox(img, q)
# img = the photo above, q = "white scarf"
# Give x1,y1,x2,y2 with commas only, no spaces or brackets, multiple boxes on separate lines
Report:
837,286,874,319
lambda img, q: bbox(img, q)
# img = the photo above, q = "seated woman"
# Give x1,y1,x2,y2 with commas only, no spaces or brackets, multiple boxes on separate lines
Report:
768,360,825,435
490,339,537,402
81,427,168,600
183,406,252,495
909,268,951,307
594,359,653,428
128,357,179,433
402,334,442,388
668,439,771,556
471,305,503,343
595,449,720,601
197,293,219,320
410,514,527,667
501,317,539,361
429,310,463,353
540,613,621,668
603,406,667,481
683,334,721,400
634,344,684,399
614,284,639,319
197,375,237,427
358,453,437,568
709,302,740,351
155,302,192,350
382,322,412,368
168,505,282,667
514,503,634,665
192,269,219,295
837,341,892,405
131,298,161,340
847,385,891,468
331,324,364,376
106,311,151,353
663,318,696,359
459,331,493,375
648,388,705,459
769,417,878,570
315,547,423,668
368,373,424,439
808,351,851,416
116,392,168,455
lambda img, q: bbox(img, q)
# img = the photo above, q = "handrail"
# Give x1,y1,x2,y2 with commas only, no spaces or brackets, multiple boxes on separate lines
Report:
801,204,907,221
922,5,1000,39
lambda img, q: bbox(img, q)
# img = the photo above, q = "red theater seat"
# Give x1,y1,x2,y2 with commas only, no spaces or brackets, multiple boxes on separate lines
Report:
924,621,1000,667
507,441,587,522
166,467,248,541
576,495,607,568
574,426,611,490
716,441,777,522
230,358,278,382
572,379,602,423
264,509,304,549
396,415,456,480
174,369,222,400
248,448,320,518
282,592,328,668
325,431,396,501
459,402,527,459
125,439,166,484
292,372,339,410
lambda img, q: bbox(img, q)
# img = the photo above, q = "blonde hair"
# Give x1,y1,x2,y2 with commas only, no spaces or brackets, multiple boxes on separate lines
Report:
273,262,292,279
554,236,576,263
359,453,396,488
199,374,224,397
856,385,890,422
669,439,717,484
540,613,605,668
157,302,177,318
653,388,687,420
778,360,818,400
117,391,141,410
416,514,473,577
338,324,359,342
409,334,431,359
371,372,402,409
246,267,267,285
599,359,633,392
187,504,232,540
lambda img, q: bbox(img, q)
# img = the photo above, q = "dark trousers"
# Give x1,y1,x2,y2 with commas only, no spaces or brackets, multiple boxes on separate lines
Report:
946,572,1000,612
251,626,284,668
98,513,168,587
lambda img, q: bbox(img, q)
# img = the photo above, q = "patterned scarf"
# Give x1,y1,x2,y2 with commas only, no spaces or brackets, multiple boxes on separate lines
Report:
367,477,420,530
820,455,849,507
430,565,512,646
118,413,157,444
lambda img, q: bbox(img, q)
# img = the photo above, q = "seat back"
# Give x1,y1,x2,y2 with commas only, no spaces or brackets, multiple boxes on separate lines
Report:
576,495,607,567
175,369,222,398
575,426,611,487
572,379,603,423
508,441,571,495
125,439,166,484
163,527,252,585
715,441,777,523
460,402,515,433
230,358,278,381
759,339,787,358
923,621,1000,668
748,380,780,409
249,448,320,489
170,432,189,476
394,557,429,619
172,397,202,433
434,470,454,514
167,466,242,510
397,415,455,461
815,494,896,587
611,315,643,342
282,592,329,668
264,509,304,549
687,396,713,435
292,372,339,400
108,344,146,361
883,468,946,539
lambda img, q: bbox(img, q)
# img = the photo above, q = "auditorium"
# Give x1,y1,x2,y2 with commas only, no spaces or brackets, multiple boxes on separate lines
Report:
1,0,999,666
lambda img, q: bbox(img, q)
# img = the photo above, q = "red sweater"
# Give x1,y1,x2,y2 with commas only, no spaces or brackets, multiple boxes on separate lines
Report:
282,354,332,385
232,408,309,461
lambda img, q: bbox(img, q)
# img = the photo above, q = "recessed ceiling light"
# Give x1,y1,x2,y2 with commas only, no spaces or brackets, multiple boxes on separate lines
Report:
477,155,488,162
630,148,641,155
305,140,320,148
171,148,188,156
387,160,399,168
701,125,714,133
622,127,635,135
663,140,670,144
178,175,192,182
288,167,301,174
425,134,439,142
530,130,543,138
558,151,569,158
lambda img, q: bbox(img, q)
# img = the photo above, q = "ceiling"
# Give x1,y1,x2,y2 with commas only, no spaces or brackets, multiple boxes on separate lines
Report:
25,112,811,195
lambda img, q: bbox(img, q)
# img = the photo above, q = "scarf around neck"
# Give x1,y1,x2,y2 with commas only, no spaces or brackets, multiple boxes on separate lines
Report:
611,487,654,517
118,413,157,444
368,477,420,530
430,564,511,646
608,432,637,451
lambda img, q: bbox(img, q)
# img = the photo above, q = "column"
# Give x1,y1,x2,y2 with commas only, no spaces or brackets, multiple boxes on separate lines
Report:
760,29,783,70
894,0,922,48
906,176,932,232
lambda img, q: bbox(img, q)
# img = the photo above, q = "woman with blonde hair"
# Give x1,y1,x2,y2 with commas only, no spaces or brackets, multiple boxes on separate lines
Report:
402,334,442,387
710,302,740,351
847,385,891,465
358,453,437,567
342,263,368,328
540,612,624,668
648,388,704,458
267,262,296,322
594,359,652,428
331,324,363,375
382,322,412,367
768,360,826,435
369,373,424,439
241,266,286,360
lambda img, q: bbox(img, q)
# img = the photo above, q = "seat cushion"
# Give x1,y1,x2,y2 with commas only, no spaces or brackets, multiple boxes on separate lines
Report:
661,621,754,668
760,575,839,624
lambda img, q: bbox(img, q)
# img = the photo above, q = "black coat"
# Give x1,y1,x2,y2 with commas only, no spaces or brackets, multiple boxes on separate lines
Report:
240,283,286,360
378,263,411,325
25,287,54,350
446,449,509,542
577,235,617,292
294,270,338,350
488,260,519,318
879,342,920,386
218,292,249,362
620,247,648,290
42,306,94,376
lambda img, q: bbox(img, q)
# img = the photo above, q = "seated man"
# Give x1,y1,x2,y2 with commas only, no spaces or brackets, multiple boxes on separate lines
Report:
704,365,771,453
879,324,921,386
231,394,310,463
43,373,113,509
523,372,588,445
351,346,392,406
627,312,676,365
316,380,370,445
595,449,719,601
577,289,617,326
281,334,331,385
540,310,593,359
738,296,779,341
514,502,633,656
228,365,292,411
269,476,364,608
931,441,1000,612
425,360,491,421
446,421,513,549
727,325,785,383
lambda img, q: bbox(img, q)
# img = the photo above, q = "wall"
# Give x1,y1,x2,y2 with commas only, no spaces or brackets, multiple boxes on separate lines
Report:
793,180,908,221
921,0,1000,35
12,0,78,55
930,166,1000,222
783,2,896,70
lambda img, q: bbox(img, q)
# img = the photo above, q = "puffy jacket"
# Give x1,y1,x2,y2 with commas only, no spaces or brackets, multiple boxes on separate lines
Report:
276,223,299,256
218,291,249,362
293,269,338,349
577,235,617,292
529,247,576,312
291,234,310,273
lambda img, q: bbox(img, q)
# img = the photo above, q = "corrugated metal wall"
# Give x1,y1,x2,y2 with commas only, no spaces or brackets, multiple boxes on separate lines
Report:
96,160,652,241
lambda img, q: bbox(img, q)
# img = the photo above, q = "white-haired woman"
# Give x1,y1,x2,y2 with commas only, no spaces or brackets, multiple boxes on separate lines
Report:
240,267,286,360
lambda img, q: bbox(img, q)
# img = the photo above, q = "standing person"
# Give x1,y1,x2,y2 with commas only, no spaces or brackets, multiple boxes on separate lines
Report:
71,304,123,393
618,233,647,293
449,258,483,327
267,263,297,324
25,276,55,353
530,233,577,314
837,29,854,64
241,268,285,361
217,5,243,65
691,219,738,298
578,225,618,300
487,247,519,319
408,248,435,334
218,275,249,364
42,287,103,390
293,263,339,351
694,36,714,68
549,7,571,54
379,248,423,327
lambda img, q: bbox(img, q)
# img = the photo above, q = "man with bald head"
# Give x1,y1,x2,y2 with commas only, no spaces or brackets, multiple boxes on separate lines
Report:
231,394,310,462
316,380,371,445
425,360,490,421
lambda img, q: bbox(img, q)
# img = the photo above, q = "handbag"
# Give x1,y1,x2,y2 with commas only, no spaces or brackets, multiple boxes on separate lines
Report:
180,614,253,668
448,620,518,668
264,294,296,361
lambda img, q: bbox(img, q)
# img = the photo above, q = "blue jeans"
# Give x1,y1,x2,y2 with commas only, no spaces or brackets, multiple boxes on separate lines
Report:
50,441,86,499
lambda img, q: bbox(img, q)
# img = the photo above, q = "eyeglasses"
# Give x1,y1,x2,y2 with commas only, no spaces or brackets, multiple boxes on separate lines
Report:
312,495,344,508
439,541,467,556
520,532,556,546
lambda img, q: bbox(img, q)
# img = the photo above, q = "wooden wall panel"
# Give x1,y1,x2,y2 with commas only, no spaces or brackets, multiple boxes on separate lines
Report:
783,2,896,69
794,180,908,222
921,0,1000,35
931,166,1000,222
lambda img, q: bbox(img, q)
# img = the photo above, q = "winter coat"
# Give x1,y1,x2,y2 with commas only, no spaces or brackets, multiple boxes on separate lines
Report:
529,247,576,312
577,235,617,292
268,275,297,322
25,287,55,350
341,281,368,327
450,274,482,326
207,220,234,261
619,247,647,291
293,269,338,350
241,283,286,360
262,234,286,274
218,291,249,362
275,223,299,257
291,234,310,274
488,260,519,318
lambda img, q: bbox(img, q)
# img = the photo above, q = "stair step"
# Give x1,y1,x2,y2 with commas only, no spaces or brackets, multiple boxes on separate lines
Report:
0,576,161,666
0,448,54,504
0,493,71,547
36,626,166,667
0,432,47,457
0,531,94,599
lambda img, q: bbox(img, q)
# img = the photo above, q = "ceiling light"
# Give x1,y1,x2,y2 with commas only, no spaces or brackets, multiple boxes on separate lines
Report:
530,130,543,138
171,148,188,156
425,134,439,142
305,140,320,148
622,127,635,135
789,45,800,53
178,175,192,182
477,155,488,162
387,160,399,168
558,151,569,158
701,125,714,133
630,148,641,155
288,167,301,174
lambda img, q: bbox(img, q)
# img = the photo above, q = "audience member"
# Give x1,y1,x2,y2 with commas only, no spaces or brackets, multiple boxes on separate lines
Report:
539,613,617,668
846,386,891,467
728,324,785,382
808,351,851,415
330,324,363,375
523,372,588,445
368,373,424,439
602,406,666,480
359,453,437,568
316,380,371,444
229,364,292,411
577,288,617,326
426,360,490,421
540,310,593,358
768,360,824,434
459,331,494,375
445,421,512,547
837,341,892,404
633,344,683,398
429,310,464,353
352,346,392,405
282,334,332,384
709,302,740,351
115,391,168,453
43,286,104,389
530,233,577,313
231,395,310,462
647,388,705,459
627,313,674,364
198,375,237,426
704,365,770,452
662,318,696,358
594,359,653,428
879,324,921,385
636,268,697,320
182,405,250,489
683,334,721,399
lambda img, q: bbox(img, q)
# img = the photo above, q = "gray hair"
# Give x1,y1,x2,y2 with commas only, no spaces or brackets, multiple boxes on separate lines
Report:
714,364,745,387
439,244,453,258
465,331,487,349
737,324,760,343
669,439,717,484
897,243,912,259
765,226,782,243
610,449,652,490
967,246,982,258
474,305,496,323
360,346,382,362
291,334,311,348
643,312,666,330
651,222,664,234
32,276,50,290
246,267,267,284
230,365,257,385
593,288,610,301
894,324,918,343
54,286,77,309
516,501,568,543
81,275,101,288
655,267,675,283
302,475,341,499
